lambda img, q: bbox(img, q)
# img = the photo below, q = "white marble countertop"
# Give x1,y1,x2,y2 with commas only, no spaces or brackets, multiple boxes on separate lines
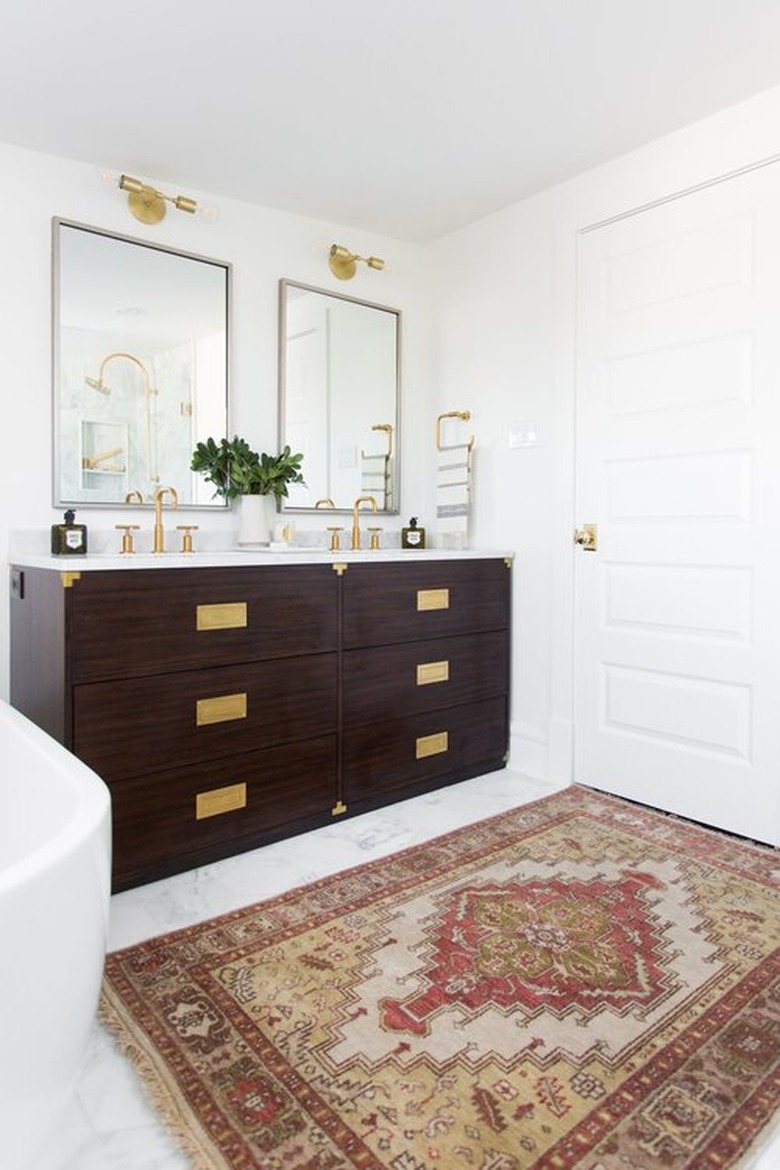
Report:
10,547,514,571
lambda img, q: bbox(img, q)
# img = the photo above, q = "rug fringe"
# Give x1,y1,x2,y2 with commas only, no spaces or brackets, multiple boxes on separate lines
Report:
99,982,229,1170
741,1107,780,1168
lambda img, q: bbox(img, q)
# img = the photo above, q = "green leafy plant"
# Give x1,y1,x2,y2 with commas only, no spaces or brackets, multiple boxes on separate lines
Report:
191,436,305,501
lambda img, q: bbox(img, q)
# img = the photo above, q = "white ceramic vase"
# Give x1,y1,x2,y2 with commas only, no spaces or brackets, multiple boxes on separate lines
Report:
236,494,276,545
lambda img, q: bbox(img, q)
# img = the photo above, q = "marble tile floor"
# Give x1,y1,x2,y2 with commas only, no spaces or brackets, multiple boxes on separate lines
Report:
35,770,779,1170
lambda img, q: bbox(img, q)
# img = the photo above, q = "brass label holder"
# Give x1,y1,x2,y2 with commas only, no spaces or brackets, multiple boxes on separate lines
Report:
196,782,247,820
196,692,247,726
416,731,449,759
416,660,450,686
196,602,248,631
417,588,450,612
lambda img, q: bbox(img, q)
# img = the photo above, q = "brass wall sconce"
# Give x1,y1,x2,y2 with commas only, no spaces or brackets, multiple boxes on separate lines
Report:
329,244,385,280
117,174,197,225
101,171,213,224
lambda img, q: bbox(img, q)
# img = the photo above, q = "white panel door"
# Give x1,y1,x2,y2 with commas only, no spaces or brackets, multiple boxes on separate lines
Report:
575,167,780,845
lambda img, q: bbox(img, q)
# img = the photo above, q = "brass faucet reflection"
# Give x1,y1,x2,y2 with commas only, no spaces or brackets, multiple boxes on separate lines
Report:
351,495,378,550
153,486,179,553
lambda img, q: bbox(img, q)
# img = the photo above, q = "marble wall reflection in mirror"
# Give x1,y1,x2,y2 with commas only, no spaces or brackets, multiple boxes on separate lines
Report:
54,219,230,508
279,280,400,513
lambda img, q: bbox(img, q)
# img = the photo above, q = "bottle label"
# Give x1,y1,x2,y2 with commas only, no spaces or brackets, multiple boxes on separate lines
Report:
406,531,421,546
65,529,84,550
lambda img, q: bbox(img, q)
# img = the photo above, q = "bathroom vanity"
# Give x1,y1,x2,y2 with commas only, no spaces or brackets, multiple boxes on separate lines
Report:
10,551,511,890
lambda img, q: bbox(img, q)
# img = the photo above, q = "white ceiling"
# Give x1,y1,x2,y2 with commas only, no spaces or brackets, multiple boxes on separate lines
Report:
5,0,780,243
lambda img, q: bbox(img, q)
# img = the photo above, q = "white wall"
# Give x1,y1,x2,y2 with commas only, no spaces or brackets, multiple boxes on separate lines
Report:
7,82,780,747
0,143,434,698
429,84,780,782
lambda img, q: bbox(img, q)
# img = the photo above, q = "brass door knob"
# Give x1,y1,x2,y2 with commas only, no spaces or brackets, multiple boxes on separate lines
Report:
574,524,598,551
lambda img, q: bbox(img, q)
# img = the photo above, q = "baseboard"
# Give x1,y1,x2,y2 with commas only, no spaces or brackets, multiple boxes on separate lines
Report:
547,717,574,783
508,721,549,780
509,718,574,784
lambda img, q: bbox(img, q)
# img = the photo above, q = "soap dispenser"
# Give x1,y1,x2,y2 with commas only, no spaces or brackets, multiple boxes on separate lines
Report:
51,509,88,555
402,517,426,549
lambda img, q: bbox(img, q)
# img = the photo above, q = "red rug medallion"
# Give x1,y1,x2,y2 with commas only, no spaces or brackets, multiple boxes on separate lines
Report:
101,786,780,1168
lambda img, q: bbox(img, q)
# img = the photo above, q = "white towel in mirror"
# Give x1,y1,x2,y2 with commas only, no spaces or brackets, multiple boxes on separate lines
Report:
361,452,392,510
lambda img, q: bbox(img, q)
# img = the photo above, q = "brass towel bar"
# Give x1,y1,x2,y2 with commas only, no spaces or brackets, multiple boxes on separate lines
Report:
436,410,474,451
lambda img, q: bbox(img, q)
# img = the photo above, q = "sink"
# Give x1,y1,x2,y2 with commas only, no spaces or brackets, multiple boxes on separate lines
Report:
248,544,328,553
14,547,509,572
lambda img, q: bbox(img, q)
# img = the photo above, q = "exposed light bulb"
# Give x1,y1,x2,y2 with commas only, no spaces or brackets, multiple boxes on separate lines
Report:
194,201,220,224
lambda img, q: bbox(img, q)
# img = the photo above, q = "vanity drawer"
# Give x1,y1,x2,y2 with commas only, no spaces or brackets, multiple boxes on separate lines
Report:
67,564,338,682
73,653,337,780
343,631,508,726
110,734,338,890
342,558,510,649
343,696,508,803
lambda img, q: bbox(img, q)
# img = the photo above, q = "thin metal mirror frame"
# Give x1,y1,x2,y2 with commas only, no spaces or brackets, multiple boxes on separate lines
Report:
277,278,401,514
52,216,232,510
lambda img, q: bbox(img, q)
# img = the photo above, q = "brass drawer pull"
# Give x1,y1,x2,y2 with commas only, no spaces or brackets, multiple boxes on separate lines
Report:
196,782,247,820
196,692,247,726
196,602,248,631
416,731,449,759
417,588,450,612
416,659,450,686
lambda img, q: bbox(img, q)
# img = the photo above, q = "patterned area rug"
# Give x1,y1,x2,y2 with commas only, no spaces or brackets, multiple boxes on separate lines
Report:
101,786,780,1169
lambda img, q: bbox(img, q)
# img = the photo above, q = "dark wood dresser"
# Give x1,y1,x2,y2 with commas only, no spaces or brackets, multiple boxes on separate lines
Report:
10,554,511,890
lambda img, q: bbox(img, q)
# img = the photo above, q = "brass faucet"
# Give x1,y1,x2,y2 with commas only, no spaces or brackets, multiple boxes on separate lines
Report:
153,486,179,553
124,489,144,504
351,494,378,550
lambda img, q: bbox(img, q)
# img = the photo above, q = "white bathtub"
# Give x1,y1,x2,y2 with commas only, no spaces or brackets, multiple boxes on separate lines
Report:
0,700,111,1170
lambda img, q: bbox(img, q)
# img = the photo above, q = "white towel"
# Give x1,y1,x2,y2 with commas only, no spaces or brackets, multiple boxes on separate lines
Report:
436,442,472,549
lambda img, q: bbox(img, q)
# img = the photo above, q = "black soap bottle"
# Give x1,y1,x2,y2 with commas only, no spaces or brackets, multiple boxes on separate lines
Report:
402,516,426,549
51,509,88,555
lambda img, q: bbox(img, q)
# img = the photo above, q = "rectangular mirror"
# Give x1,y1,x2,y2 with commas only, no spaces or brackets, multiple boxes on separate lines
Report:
278,279,400,513
54,218,230,508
